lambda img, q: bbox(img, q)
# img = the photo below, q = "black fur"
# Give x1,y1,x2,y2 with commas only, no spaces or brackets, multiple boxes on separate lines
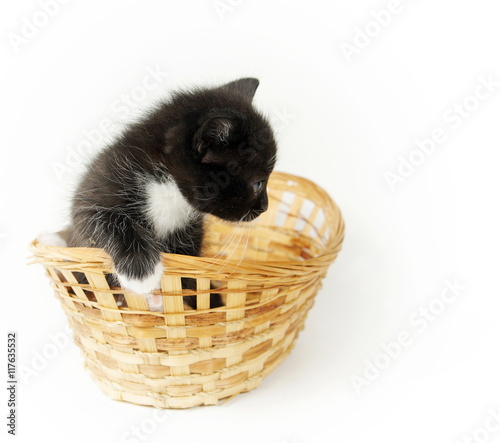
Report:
64,78,277,309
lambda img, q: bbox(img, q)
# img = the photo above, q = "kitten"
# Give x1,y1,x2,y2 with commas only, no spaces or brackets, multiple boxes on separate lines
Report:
52,78,277,310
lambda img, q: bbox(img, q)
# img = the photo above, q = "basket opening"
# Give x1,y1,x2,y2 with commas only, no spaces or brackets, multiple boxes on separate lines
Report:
32,172,343,316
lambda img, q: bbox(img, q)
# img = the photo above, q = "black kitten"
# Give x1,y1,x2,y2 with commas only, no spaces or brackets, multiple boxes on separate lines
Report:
56,78,277,310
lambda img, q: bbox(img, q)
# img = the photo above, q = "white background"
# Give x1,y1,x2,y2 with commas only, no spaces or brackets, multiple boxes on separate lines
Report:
2,1,500,442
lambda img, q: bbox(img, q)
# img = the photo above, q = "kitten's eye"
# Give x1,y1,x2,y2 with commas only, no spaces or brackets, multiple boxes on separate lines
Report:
253,181,264,194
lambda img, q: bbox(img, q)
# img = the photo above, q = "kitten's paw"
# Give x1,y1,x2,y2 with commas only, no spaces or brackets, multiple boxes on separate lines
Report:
37,232,67,247
145,293,163,312
117,261,164,294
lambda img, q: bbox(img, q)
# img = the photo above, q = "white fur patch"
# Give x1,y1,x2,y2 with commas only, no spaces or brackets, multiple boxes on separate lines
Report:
117,261,164,294
144,179,195,237
37,232,67,247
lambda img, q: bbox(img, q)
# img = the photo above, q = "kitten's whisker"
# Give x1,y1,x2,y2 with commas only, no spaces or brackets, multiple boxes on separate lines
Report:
254,218,260,261
213,210,250,271
209,211,248,257
216,219,246,273
208,208,249,269
229,221,251,277
193,195,212,202
207,219,242,265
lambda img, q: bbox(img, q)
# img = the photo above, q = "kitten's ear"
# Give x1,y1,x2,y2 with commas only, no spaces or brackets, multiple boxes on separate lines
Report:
194,115,239,164
220,78,259,102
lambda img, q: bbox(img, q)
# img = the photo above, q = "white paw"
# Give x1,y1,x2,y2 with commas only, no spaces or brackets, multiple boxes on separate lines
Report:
145,293,164,312
37,232,67,247
117,261,164,294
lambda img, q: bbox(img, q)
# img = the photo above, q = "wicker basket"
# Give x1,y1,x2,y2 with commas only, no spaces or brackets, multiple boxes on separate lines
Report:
30,172,344,409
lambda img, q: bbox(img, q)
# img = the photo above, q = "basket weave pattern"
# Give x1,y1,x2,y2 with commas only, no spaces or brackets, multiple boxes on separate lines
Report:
30,172,344,408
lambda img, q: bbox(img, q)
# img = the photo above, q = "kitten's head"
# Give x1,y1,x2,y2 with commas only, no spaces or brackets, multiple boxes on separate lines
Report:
162,78,277,222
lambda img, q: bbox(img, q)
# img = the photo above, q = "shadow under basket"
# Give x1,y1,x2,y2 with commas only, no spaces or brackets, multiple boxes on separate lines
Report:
30,172,345,409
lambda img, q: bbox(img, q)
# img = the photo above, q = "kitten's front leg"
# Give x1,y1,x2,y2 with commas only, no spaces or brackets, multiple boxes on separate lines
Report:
116,260,164,296
89,211,164,307
113,230,165,311
112,237,164,306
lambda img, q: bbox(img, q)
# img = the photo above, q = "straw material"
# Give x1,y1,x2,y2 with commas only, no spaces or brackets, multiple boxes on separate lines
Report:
30,172,345,409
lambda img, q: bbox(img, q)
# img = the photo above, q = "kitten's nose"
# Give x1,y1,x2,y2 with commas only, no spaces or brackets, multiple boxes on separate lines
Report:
257,196,268,213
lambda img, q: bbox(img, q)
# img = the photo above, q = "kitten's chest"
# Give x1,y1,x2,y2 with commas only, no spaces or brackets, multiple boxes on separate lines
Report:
144,179,195,237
